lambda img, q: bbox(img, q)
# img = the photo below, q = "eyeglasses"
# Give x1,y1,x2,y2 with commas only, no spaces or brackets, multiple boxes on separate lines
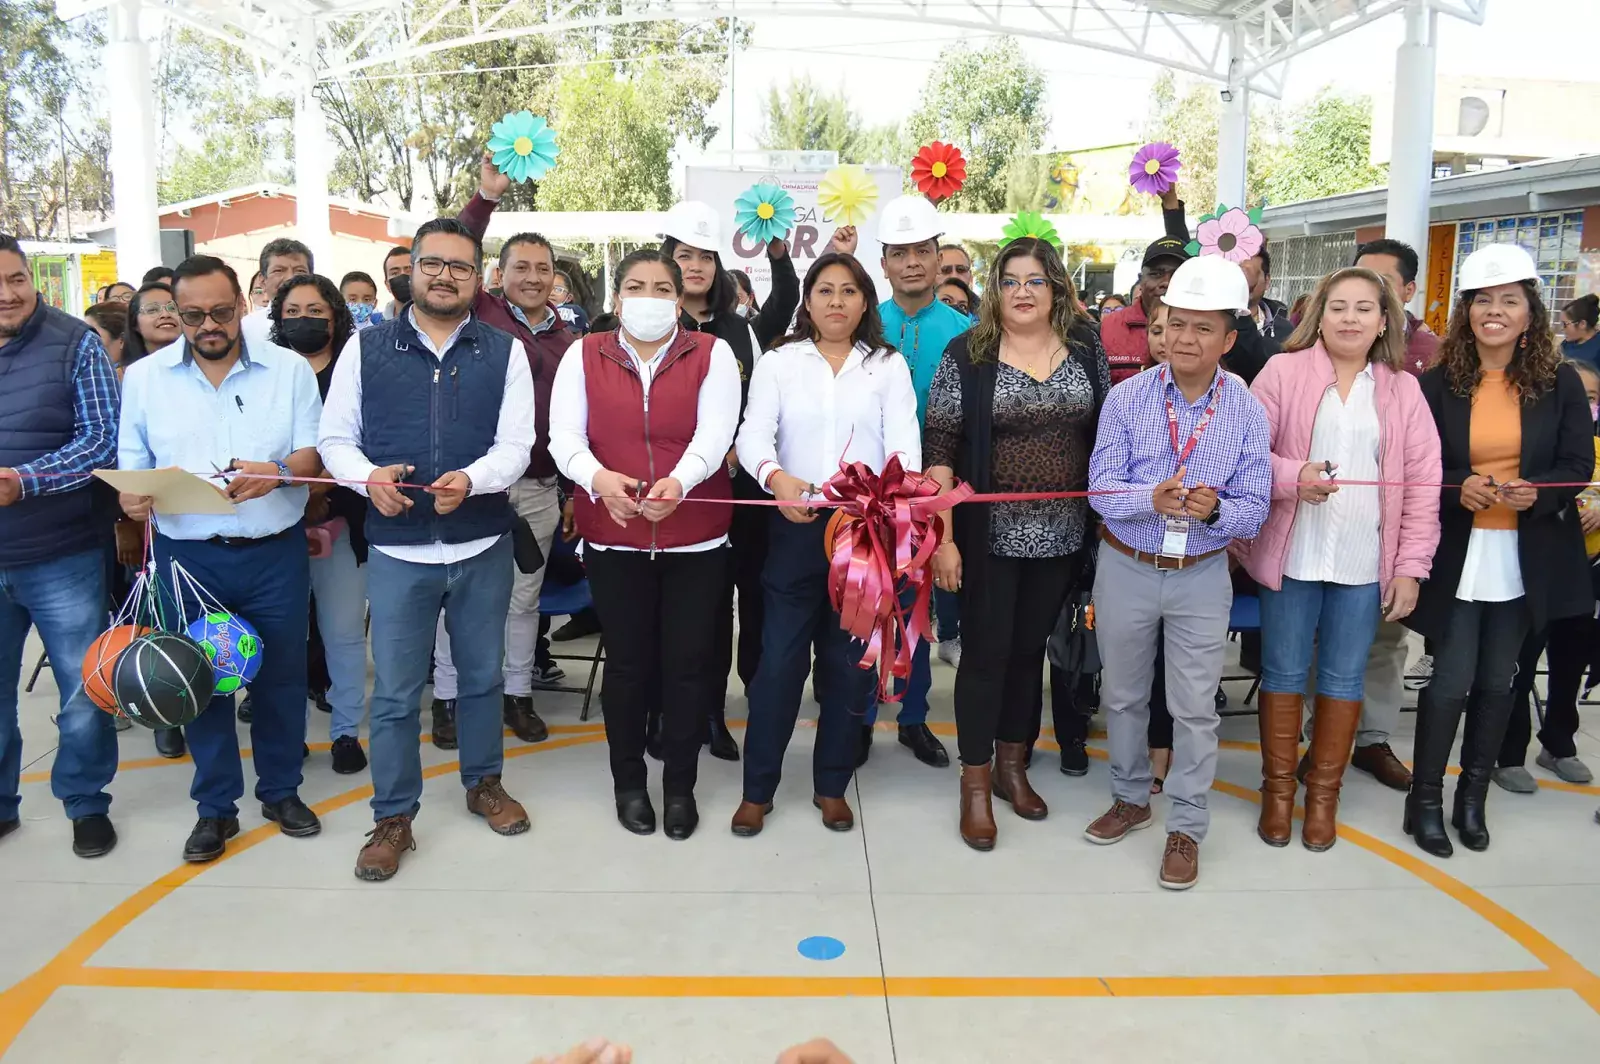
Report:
138,301,179,316
177,305,239,327
999,278,1049,293
416,257,477,282
551,286,570,298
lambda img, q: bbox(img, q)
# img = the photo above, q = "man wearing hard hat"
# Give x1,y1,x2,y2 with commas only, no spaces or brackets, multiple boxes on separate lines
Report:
1083,255,1273,891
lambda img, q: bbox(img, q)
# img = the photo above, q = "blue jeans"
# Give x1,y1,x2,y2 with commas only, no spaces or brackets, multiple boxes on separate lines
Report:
863,582,932,727
1258,577,1381,701
934,587,960,642
0,547,117,821
156,530,310,819
366,535,513,821
309,526,368,740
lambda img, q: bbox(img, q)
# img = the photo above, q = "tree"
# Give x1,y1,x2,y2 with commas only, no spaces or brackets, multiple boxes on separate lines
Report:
1264,89,1387,205
758,74,900,164
1142,70,1282,213
534,64,677,211
903,38,1048,212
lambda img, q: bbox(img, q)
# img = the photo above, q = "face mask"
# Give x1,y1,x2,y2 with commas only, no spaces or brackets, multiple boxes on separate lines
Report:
348,302,375,324
388,275,413,304
1590,402,1598,422
734,304,754,320
619,297,679,342
278,317,331,354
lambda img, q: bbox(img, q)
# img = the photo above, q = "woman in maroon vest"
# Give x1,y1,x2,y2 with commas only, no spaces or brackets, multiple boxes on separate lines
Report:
547,249,742,841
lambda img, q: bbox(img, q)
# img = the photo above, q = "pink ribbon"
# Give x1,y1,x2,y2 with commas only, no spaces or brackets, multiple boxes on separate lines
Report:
818,456,973,702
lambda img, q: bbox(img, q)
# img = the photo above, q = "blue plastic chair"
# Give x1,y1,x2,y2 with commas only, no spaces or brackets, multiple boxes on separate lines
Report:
1221,594,1262,711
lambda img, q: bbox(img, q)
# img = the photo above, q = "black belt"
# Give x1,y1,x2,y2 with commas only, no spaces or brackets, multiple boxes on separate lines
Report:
203,526,298,548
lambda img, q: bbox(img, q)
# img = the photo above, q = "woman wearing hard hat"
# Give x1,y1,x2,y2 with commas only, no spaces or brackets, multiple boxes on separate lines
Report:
658,201,803,764
1402,243,1594,858
732,253,921,837
921,236,1109,851
1238,266,1441,853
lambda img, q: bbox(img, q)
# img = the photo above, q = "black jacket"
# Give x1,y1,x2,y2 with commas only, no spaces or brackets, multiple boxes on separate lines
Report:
1406,362,1595,641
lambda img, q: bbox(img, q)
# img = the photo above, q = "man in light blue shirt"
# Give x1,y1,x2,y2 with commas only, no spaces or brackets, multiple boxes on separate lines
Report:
118,255,325,865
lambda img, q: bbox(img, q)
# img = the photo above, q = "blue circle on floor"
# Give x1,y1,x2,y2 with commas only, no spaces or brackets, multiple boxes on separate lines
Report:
797,936,846,961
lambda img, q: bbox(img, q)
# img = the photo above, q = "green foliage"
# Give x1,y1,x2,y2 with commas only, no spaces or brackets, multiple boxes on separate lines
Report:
1264,88,1388,205
1142,70,1282,212
535,65,676,211
904,38,1049,213
757,74,901,164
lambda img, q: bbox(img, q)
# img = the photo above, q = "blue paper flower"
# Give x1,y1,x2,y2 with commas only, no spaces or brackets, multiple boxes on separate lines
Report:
734,182,796,244
487,111,559,183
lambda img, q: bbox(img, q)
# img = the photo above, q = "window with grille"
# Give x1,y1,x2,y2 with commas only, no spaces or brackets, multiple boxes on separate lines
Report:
1454,211,1584,308
1265,233,1358,307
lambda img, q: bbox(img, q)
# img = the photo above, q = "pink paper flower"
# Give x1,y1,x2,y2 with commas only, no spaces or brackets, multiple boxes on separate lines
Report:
1196,207,1264,264
1128,142,1181,195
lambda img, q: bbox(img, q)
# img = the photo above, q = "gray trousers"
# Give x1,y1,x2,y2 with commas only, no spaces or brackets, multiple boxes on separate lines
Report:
1305,617,1407,747
1095,545,1232,843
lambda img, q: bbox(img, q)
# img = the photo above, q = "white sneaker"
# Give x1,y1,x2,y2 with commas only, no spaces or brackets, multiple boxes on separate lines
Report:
1403,654,1434,691
936,637,961,669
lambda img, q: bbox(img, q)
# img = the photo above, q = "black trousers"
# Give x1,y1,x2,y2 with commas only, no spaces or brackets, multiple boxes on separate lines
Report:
1424,598,1529,785
956,552,1079,766
1499,616,1591,766
586,546,729,798
742,515,872,803
713,500,770,704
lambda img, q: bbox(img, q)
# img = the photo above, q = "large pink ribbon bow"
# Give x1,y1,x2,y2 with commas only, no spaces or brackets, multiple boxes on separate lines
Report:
819,456,974,701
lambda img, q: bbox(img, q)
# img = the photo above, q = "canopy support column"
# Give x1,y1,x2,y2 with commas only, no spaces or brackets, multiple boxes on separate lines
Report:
107,0,161,278
1384,0,1439,314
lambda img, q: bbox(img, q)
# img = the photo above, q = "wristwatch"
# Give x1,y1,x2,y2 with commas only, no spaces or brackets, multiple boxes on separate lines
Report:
1202,503,1222,527
273,459,292,487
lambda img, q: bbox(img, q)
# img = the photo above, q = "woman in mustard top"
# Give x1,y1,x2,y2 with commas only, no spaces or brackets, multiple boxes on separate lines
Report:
1406,245,1595,857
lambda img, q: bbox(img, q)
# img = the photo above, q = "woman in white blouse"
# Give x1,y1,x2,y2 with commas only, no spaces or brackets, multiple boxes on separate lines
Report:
546,248,742,842
731,252,921,837
1240,268,1440,852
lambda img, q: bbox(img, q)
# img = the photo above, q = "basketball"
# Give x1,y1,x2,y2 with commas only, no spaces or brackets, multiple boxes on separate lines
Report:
81,624,152,713
112,631,217,730
184,611,262,695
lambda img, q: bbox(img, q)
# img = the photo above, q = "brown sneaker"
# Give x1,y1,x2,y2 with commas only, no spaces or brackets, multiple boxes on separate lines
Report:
1350,741,1412,792
465,776,530,835
1083,798,1153,845
355,815,414,881
1159,832,1200,890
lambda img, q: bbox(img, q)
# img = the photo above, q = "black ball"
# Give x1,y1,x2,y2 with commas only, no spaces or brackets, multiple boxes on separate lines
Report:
113,631,217,730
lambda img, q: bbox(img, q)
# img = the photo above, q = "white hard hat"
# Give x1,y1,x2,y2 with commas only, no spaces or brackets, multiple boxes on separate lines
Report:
661,201,722,250
876,194,943,246
1162,256,1250,315
1457,243,1539,292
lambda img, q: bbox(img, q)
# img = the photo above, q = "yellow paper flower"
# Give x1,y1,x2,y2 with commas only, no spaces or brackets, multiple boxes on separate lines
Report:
817,165,879,227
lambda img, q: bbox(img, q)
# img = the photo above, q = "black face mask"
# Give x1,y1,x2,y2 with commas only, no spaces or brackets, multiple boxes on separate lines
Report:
388,274,413,304
278,317,331,354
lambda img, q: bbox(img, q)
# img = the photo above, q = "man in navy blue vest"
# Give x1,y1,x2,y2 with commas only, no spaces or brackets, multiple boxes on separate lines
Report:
320,218,537,882
118,256,326,864
0,234,122,858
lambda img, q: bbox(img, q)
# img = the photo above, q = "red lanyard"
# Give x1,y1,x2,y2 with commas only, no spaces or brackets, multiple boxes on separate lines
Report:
1164,366,1224,466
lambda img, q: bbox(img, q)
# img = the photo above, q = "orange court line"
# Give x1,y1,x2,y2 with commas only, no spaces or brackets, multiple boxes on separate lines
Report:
54,966,1564,1001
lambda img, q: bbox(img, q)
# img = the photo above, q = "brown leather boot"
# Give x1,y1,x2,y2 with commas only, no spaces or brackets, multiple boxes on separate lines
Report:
354,815,414,882
730,800,773,837
991,741,1047,820
959,763,997,851
1257,691,1303,847
813,795,855,832
465,776,530,836
1302,695,1361,851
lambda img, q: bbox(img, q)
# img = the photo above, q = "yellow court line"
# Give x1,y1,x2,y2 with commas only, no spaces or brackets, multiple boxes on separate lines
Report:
55,966,1563,1001
19,723,609,784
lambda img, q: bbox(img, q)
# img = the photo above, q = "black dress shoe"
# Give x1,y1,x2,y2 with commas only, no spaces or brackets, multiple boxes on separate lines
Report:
663,796,699,840
72,814,117,858
552,608,602,641
153,727,186,759
0,818,18,842
1059,739,1089,776
183,816,241,863
856,725,874,768
262,796,322,837
707,716,740,762
897,723,949,768
616,792,657,835
330,735,368,775
503,695,549,743
311,689,332,714
431,698,458,750
236,693,253,722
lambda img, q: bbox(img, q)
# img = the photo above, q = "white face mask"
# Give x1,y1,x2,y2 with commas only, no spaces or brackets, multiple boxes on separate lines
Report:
619,296,679,342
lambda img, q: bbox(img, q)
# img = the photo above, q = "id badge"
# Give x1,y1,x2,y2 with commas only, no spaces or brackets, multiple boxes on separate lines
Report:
1161,516,1190,558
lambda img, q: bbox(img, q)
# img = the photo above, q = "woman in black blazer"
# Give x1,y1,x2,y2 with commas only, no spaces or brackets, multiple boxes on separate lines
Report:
1404,246,1595,858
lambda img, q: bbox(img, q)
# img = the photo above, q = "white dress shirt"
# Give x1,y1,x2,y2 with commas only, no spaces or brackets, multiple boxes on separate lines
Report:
547,329,742,552
1284,363,1383,585
737,339,921,493
241,305,273,353
318,308,537,565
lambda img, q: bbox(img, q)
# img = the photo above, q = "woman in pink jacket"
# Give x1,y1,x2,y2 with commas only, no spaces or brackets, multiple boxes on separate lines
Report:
1240,267,1441,852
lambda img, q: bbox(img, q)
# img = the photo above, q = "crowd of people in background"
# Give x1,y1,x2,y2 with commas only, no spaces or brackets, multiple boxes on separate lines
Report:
2,165,1598,893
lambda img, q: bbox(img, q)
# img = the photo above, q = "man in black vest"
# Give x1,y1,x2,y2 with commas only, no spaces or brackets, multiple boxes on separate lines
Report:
0,233,122,858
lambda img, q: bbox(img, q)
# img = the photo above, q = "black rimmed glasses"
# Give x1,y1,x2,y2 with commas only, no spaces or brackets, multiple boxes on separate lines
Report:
177,305,239,327
416,257,477,282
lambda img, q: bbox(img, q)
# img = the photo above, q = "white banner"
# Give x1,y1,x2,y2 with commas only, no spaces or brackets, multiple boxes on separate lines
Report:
684,165,905,307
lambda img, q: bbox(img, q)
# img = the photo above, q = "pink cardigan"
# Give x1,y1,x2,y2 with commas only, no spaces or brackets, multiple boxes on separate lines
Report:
1235,343,1442,595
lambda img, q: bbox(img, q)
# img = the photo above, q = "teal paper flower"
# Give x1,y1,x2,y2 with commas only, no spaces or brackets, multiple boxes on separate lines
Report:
734,182,796,244
487,111,559,183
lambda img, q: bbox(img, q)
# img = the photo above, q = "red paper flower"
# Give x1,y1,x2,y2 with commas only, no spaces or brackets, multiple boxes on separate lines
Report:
911,141,967,203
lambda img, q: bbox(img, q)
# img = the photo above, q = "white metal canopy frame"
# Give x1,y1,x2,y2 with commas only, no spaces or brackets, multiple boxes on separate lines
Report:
63,0,1487,294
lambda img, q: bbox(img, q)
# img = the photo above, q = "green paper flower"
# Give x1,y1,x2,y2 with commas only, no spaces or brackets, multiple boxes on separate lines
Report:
1001,211,1063,250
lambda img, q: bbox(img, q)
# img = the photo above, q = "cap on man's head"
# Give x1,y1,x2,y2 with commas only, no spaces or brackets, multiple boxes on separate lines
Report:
1142,236,1191,269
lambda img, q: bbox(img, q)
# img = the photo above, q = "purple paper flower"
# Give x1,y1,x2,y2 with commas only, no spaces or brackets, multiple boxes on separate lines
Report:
1196,207,1264,264
1129,142,1181,196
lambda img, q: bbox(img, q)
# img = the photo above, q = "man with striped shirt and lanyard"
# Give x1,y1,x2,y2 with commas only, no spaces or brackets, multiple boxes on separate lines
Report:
1083,256,1272,891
